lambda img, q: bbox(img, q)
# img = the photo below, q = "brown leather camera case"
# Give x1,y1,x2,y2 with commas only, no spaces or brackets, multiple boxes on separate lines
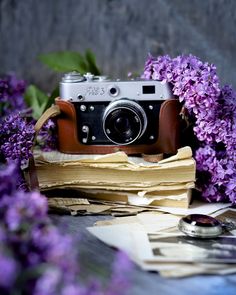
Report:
55,98,182,155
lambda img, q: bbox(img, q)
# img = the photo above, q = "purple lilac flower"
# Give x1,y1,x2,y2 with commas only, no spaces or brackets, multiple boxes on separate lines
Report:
195,145,236,203
31,224,79,278
0,74,26,117
37,119,58,151
0,73,57,153
33,267,62,295
143,54,236,203
61,283,85,295
0,163,80,294
0,226,6,242
0,112,35,166
0,162,17,197
1,190,48,231
105,251,133,295
0,162,133,295
0,253,18,288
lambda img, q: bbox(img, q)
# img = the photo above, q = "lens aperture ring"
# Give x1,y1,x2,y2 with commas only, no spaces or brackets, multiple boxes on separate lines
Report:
103,99,147,145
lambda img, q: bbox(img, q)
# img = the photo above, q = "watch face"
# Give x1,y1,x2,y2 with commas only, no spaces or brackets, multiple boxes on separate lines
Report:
178,214,223,238
182,214,221,227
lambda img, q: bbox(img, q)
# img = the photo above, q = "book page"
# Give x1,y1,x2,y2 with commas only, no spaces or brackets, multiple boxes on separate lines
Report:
67,188,191,208
34,149,128,164
127,146,193,167
34,146,193,168
155,200,231,216
158,146,192,164
127,190,191,206
50,182,195,192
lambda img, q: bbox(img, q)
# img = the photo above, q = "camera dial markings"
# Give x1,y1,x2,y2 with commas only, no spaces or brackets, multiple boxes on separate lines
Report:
134,116,139,123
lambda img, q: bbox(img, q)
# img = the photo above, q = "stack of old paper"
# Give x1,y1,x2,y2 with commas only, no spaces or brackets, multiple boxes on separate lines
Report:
34,146,196,208
46,195,165,216
88,203,236,278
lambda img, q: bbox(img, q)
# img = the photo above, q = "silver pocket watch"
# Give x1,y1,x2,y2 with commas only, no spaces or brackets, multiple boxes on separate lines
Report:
178,214,236,238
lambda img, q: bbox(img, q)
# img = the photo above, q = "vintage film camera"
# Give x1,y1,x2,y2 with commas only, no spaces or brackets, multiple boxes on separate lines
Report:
55,72,182,155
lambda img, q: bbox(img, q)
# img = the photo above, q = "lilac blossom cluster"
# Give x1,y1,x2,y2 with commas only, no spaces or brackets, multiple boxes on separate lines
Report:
0,74,27,117
0,74,34,168
36,119,58,151
143,54,236,203
0,163,133,294
0,113,35,166
0,74,57,156
0,74,36,189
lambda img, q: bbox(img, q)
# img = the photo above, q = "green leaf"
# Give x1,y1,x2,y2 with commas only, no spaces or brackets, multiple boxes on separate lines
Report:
39,51,88,73
24,85,50,120
85,49,101,75
38,50,101,75
45,86,59,110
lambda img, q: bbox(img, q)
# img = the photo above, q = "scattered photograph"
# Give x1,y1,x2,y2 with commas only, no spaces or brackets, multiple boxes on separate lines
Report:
149,234,236,263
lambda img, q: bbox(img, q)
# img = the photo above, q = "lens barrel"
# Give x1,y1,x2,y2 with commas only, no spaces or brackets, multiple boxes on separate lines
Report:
103,99,147,145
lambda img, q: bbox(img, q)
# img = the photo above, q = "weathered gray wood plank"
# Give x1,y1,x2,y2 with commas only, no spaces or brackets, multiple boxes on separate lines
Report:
0,0,236,92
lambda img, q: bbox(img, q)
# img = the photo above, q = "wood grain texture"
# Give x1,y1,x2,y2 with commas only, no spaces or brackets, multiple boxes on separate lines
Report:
50,214,236,295
0,0,236,91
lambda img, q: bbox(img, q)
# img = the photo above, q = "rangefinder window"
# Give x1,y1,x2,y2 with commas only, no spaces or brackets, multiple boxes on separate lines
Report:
142,85,155,94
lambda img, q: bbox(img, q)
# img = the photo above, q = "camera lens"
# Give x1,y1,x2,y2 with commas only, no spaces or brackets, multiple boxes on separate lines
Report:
103,99,147,145
115,117,130,133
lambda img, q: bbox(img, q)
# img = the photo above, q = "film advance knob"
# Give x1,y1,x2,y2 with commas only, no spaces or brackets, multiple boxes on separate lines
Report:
62,72,85,83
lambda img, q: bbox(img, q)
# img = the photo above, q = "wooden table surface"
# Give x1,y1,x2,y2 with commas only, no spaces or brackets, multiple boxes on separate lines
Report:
50,214,236,295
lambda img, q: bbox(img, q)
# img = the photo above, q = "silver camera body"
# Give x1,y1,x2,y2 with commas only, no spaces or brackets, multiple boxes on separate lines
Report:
60,72,172,102
59,72,173,146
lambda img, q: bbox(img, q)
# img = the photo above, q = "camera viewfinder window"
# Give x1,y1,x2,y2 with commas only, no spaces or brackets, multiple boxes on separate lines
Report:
142,85,155,94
